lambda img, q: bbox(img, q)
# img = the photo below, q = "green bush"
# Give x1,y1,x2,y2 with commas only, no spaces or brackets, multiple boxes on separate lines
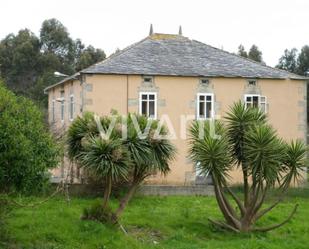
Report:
0,82,59,194
81,200,113,223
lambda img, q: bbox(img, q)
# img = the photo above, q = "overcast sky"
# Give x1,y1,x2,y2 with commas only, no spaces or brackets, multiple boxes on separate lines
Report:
1,0,308,66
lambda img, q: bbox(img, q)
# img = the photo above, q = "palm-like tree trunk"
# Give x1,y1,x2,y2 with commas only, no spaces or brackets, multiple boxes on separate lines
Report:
113,181,140,223
102,176,112,210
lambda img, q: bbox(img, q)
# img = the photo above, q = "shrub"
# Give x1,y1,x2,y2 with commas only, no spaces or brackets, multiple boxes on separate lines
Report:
0,82,59,194
81,200,113,223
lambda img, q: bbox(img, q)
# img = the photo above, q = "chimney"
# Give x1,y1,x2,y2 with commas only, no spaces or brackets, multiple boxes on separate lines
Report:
149,24,153,36
178,25,183,36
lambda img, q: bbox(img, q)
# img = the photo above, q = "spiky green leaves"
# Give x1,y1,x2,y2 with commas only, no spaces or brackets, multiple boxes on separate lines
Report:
67,112,176,183
225,101,267,165
189,120,232,185
281,140,307,189
243,124,285,186
79,137,130,181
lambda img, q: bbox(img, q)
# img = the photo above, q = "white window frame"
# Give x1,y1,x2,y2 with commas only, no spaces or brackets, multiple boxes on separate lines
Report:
244,94,267,113
52,99,55,123
139,92,157,119
69,94,74,121
196,93,214,120
60,91,65,122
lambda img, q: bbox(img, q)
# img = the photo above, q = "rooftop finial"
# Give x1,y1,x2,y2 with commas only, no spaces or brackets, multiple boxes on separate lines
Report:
149,24,153,36
178,25,183,36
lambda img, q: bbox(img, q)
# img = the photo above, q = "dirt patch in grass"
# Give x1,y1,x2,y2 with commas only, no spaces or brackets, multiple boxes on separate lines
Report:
128,225,165,245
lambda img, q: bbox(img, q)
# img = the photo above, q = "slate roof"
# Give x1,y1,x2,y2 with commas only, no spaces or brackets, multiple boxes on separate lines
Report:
82,33,307,80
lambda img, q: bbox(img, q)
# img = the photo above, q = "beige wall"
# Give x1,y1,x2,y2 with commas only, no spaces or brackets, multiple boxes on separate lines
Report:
48,74,307,185
48,79,82,130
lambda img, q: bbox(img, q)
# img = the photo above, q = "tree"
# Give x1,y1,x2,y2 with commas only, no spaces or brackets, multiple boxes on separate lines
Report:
0,29,42,96
40,18,75,75
189,101,307,233
0,19,106,109
76,45,106,71
67,112,176,223
0,82,59,193
112,114,176,222
237,45,248,58
276,48,298,73
297,45,309,76
248,45,263,63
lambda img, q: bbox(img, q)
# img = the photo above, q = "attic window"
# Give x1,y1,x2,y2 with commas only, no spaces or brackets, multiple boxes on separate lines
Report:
200,78,210,85
143,76,153,83
248,80,257,86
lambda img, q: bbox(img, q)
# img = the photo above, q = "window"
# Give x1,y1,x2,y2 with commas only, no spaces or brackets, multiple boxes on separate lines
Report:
195,162,202,176
52,99,55,122
200,78,210,85
139,92,157,119
60,90,65,122
69,94,74,121
244,94,267,113
248,80,257,86
196,93,214,120
143,76,153,83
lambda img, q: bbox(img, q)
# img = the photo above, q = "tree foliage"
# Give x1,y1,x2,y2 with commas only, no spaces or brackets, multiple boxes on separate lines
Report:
236,44,264,63
248,45,263,63
189,101,307,233
297,45,309,76
0,18,106,108
276,48,298,73
276,45,309,76
67,112,176,223
237,45,248,58
0,83,59,193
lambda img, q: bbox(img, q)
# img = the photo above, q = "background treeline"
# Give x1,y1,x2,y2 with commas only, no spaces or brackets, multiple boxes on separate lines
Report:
0,18,106,108
237,44,309,76
0,19,308,110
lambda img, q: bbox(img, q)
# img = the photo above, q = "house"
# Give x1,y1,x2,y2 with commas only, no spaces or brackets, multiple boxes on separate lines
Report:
44,28,308,186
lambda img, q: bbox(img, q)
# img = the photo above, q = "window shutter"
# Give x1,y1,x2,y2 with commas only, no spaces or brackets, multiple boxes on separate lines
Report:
260,96,267,113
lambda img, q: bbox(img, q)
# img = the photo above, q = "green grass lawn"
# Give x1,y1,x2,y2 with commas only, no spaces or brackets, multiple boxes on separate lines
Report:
3,189,309,249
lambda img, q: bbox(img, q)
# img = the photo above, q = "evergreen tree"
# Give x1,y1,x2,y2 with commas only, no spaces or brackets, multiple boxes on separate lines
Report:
276,48,298,73
237,44,248,58
248,45,263,63
297,45,309,76
0,19,106,108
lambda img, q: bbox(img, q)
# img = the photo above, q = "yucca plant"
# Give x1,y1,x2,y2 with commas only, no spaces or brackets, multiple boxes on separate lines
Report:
189,101,307,232
112,114,176,222
67,112,176,223
67,112,130,214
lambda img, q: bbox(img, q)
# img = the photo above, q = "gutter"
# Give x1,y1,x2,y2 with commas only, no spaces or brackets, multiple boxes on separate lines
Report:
43,72,80,94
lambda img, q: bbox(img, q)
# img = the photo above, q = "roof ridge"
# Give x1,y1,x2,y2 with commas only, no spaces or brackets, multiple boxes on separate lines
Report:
192,39,306,79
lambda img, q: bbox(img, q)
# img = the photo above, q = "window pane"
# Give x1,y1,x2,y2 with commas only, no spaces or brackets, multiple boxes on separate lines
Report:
206,102,212,118
61,104,64,120
199,101,205,117
141,101,147,115
52,101,55,122
149,101,155,117
149,94,155,100
253,96,259,108
260,103,266,113
70,97,74,119
246,96,251,102
206,95,212,101
199,95,205,101
142,94,147,100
